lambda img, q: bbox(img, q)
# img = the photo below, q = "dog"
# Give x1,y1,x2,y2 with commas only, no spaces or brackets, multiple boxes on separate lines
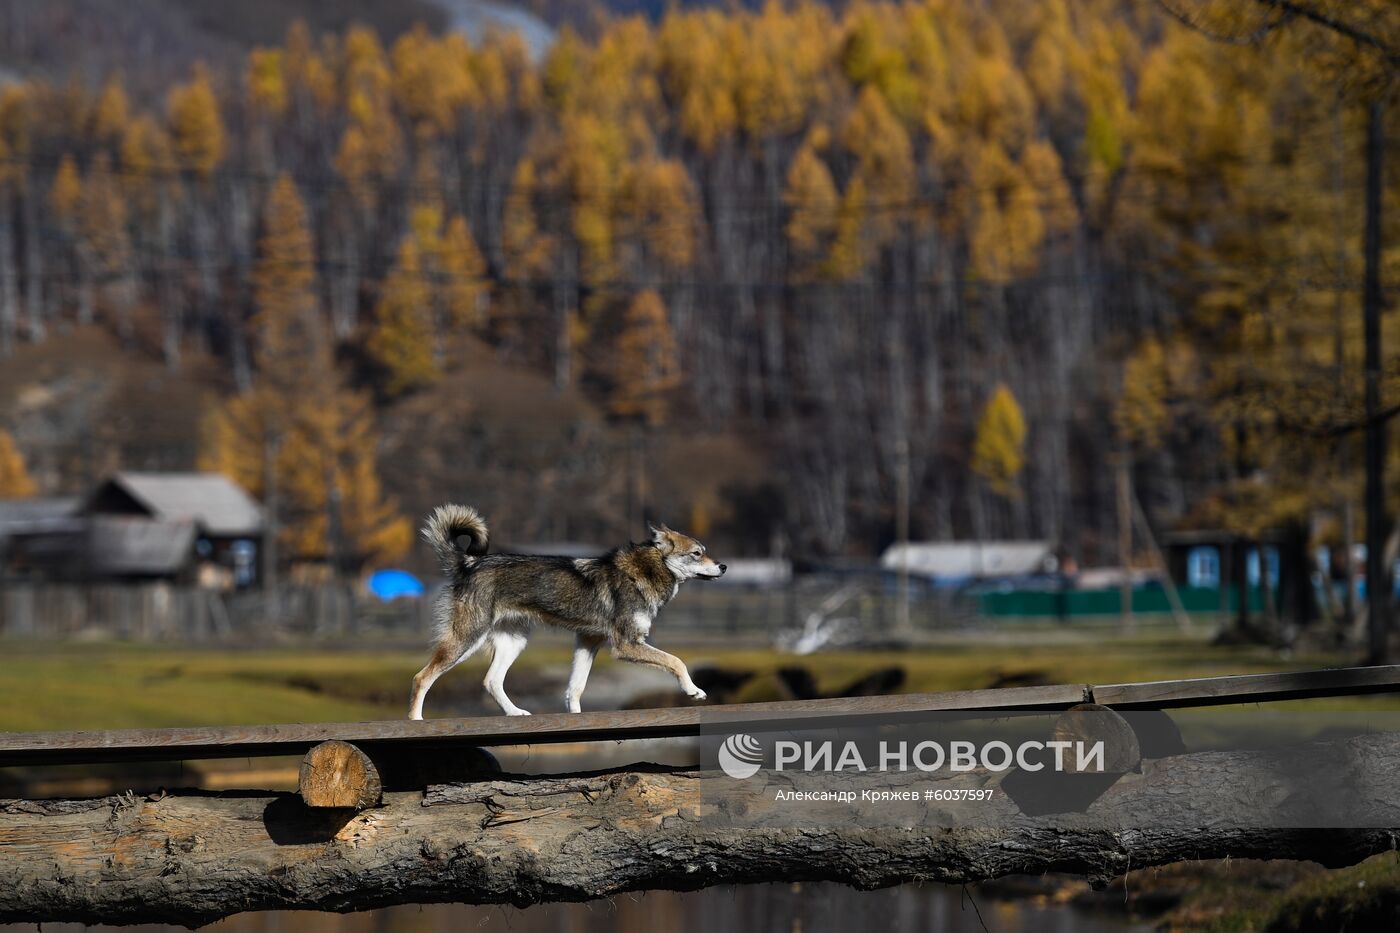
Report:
408,504,726,719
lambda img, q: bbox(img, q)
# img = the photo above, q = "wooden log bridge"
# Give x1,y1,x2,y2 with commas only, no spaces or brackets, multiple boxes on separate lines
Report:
5,664,1399,768
1,665,1399,926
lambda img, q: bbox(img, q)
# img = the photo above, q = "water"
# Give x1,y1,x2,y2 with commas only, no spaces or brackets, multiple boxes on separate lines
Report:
13,882,1148,933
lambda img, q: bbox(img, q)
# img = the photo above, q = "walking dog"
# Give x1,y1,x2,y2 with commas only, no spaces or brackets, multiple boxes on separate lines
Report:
408,504,726,719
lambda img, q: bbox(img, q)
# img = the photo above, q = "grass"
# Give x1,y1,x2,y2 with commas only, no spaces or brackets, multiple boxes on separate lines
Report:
1154,853,1400,931
2,635,1397,930
0,632,1389,732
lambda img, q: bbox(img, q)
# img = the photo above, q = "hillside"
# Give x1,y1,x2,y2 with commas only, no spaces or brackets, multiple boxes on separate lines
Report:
0,0,445,94
0,1,1394,568
0,326,770,566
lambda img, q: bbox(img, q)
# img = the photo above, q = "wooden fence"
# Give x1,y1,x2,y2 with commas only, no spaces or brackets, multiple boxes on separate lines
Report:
0,575,1177,642
0,582,436,641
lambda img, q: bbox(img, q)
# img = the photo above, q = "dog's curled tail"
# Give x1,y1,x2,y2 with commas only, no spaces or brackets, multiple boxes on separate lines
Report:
422,504,489,579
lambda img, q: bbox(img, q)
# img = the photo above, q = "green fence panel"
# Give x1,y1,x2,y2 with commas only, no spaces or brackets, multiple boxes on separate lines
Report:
979,584,1268,618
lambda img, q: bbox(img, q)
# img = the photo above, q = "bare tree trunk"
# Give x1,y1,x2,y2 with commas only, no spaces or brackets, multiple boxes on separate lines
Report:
0,197,17,356
3,733,1400,927
1117,456,1134,632
20,181,43,342
1362,98,1389,664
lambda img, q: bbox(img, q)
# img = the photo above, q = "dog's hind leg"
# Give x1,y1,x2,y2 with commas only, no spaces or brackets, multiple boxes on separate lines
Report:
613,640,707,701
564,634,606,713
408,630,487,720
484,630,531,716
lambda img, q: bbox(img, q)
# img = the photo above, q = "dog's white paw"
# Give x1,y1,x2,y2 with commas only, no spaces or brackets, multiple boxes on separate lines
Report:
685,686,707,701
506,708,532,716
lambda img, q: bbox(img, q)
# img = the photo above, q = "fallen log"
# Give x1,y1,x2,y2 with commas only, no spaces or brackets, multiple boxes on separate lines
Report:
2,732,1399,928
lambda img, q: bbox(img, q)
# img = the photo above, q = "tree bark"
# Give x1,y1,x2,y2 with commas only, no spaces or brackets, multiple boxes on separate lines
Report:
2,732,1400,927
1363,97,1389,665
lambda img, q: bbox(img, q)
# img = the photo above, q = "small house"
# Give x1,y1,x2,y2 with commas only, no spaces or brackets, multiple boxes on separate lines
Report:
81,472,265,587
0,497,84,579
879,540,1056,586
1162,528,1310,627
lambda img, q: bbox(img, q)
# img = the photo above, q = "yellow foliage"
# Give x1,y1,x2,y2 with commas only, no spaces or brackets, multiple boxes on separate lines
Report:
0,85,31,188
825,176,870,279
48,154,81,225
842,85,915,245
0,429,37,497
439,214,489,328
556,113,624,284
253,174,319,383
90,76,129,143
284,20,337,112
368,237,438,397
611,289,681,426
954,52,1034,150
78,153,132,278
657,10,737,152
620,158,698,270
1022,140,1075,233
335,26,403,202
392,25,478,134
967,141,1044,282
503,158,554,278
201,386,410,568
167,63,226,177
119,114,173,176
783,140,839,275
971,383,1027,499
1114,337,1170,449
248,48,288,117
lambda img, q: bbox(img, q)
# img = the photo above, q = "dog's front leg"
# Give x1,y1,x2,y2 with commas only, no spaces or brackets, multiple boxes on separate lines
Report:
565,634,605,713
613,640,707,701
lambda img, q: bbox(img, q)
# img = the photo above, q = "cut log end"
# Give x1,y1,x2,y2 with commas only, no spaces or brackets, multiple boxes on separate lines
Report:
1053,702,1142,773
299,740,383,809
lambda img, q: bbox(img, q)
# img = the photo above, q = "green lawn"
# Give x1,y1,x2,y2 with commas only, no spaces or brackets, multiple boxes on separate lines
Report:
0,633,1385,732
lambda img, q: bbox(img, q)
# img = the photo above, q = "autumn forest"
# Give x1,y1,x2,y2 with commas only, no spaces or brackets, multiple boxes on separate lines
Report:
0,0,1396,571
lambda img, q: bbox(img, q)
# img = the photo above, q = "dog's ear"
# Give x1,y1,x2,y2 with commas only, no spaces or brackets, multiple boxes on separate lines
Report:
648,522,673,550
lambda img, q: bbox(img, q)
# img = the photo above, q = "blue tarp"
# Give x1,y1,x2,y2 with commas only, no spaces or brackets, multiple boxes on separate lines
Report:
367,568,425,601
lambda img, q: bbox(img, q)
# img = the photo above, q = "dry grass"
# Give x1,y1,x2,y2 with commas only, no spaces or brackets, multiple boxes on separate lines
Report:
0,634,1385,733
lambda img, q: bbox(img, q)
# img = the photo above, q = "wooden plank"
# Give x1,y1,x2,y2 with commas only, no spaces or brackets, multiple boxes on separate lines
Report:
1091,665,1400,709
2,665,1399,768
0,683,1088,767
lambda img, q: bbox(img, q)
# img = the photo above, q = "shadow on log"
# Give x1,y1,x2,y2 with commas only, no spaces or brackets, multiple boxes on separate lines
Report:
1,734,1399,927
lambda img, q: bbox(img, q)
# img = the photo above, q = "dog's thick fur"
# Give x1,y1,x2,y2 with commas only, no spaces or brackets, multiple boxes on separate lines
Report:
408,504,726,719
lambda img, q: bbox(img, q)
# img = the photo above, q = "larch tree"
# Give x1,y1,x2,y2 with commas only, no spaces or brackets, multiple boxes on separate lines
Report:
77,153,135,335
167,63,226,178
438,214,489,329
610,289,681,428
47,155,80,227
0,429,36,497
90,76,130,148
368,235,438,398
783,133,840,279
252,174,321,386
971,383,1028,500
47,155,84,321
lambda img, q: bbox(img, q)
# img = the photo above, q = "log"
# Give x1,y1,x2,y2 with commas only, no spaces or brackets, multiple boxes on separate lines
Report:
1052,702,1141,773
999,703,1143,816
299,741,382,809
2,733,1400,927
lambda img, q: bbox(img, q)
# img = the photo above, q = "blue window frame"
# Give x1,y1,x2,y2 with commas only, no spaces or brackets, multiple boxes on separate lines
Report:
1246,547,1280,587
1187,546,1220,588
